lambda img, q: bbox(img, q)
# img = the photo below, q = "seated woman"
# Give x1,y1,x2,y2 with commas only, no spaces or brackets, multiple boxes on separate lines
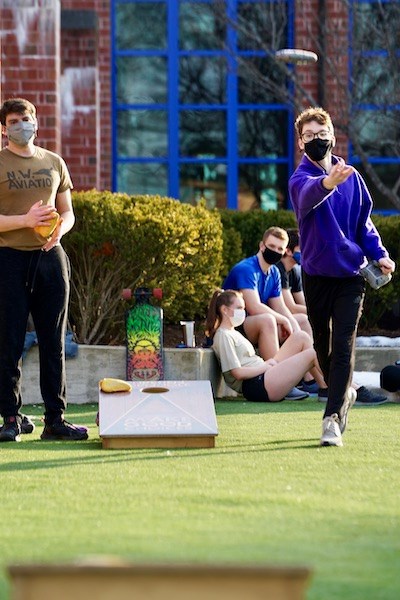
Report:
205,289,324,402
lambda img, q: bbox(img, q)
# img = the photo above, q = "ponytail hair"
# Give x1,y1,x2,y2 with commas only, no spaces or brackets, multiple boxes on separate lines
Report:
205,288,243,339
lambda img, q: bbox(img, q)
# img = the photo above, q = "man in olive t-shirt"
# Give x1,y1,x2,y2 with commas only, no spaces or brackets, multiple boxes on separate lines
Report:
0,97,88,442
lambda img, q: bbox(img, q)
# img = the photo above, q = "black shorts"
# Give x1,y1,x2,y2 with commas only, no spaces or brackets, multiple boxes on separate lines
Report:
242,374,270,402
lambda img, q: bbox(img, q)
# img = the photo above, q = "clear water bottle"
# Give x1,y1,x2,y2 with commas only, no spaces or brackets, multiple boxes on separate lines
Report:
359,261,392,289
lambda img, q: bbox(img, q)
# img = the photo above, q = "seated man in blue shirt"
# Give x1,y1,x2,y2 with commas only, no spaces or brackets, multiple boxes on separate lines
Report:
223,226,324,399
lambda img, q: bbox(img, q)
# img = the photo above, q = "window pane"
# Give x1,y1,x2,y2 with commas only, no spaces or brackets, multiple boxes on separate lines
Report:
238,110,287,157
116,57,167,104
354,163,400,211
352,110,400,158
238,163,288,211
237,2,288,51
180,110,226,157
353,1,399,51
117,163,168,196
117,110,167,158
116,2,167,50
238,57,287,104
180,163,227,209
352,56,400,105
180,56,226,104
179,1,225,50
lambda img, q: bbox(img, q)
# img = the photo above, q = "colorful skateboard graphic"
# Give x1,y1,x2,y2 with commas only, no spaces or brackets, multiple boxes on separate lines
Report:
124,287,164,381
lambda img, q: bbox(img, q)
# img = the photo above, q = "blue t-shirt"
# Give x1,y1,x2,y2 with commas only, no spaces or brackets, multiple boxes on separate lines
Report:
223,255,281,304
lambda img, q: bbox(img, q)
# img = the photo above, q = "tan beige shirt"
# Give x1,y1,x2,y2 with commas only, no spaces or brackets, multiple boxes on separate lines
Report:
0,146,73,250
212,327,264,393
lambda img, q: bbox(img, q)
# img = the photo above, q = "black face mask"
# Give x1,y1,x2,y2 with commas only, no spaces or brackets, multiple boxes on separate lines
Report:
304,138,333,162
262,246,283,265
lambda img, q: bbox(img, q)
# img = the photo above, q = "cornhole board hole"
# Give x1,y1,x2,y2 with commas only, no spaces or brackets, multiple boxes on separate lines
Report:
99,380,218,449
8,561,312,600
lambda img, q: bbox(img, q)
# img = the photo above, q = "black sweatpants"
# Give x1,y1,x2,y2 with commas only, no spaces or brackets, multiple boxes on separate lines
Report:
302,272,365,418
0,246,70,423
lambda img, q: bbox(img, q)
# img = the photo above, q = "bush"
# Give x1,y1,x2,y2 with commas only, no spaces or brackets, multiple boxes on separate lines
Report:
359,215,400,331
219,209,297,269
63,191,223,344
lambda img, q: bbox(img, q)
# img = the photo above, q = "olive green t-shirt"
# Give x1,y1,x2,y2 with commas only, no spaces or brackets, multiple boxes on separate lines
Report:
0,146,73,250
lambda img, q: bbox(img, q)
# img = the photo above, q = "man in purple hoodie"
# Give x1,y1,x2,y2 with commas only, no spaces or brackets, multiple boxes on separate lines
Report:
289,107,395,447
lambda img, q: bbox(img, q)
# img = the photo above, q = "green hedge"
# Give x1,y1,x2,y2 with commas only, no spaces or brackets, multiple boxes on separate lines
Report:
63,191,223,344
219,208,297,276
64,192,399,344
361,215,400,331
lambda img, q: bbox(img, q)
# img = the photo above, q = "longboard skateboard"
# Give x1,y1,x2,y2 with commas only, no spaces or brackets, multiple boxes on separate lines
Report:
123,287,164,381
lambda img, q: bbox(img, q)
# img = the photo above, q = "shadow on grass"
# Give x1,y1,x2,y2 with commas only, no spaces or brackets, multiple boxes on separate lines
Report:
0,435,321,473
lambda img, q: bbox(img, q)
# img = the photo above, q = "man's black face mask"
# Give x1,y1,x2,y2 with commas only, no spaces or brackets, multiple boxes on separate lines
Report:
304,138,333,162
262,246,283,265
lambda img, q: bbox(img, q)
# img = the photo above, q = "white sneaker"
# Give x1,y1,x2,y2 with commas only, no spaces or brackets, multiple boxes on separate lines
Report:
339,387,357,434
320,414,343,447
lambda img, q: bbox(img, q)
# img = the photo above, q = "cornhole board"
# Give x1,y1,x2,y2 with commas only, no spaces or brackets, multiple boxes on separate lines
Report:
99,380,218,449
8,561,312,600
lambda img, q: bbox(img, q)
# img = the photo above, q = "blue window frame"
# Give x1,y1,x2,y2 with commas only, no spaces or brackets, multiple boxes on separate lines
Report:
111,0,295,210
348,0,400,212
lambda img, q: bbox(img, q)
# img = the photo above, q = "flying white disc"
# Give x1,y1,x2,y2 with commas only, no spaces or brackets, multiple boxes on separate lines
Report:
275,49,318,65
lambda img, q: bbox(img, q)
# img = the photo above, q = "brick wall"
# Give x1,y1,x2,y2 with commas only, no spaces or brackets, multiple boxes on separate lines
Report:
60,9,100,189
0,0,112,191
0,0,61,152
60,0,112,190
295,0,349,159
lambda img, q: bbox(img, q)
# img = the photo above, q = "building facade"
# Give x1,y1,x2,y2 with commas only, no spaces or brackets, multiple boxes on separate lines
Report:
1,1,399,211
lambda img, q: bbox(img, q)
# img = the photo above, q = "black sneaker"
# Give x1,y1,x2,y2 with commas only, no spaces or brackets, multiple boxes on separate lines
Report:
0,416,21,442
40,419,89,441
355,386,388,406
20,414,35,434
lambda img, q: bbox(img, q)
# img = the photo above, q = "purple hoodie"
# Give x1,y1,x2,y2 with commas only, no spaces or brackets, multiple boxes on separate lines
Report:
289,154,388,277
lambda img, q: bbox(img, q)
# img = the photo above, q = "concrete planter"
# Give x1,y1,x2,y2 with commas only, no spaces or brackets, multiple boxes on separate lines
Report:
20,344,396,406
21,346,234,405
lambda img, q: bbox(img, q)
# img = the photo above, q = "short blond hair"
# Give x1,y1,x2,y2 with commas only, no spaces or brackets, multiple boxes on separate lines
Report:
294,107,333,138
262,226,288,245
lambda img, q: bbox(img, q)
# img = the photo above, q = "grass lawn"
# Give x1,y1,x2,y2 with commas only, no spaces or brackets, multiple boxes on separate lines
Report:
0,398,399,599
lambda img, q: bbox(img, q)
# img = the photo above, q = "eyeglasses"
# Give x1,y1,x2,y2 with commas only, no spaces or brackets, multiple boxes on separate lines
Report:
301,130,332,143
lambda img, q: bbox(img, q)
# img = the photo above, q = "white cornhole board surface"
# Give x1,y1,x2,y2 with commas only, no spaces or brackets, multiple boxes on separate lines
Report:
99,380,218,449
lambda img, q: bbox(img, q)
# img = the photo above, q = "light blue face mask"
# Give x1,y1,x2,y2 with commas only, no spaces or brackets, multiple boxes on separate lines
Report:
7,121,37,146
292,251,301,265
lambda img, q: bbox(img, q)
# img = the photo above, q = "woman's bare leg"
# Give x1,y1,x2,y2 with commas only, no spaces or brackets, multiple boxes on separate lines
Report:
264,348,318,401
274,331,325,388
243,313,280,359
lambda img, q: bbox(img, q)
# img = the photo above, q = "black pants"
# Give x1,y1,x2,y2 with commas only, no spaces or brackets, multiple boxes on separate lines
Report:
302,272,365,418
0,246,70,423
